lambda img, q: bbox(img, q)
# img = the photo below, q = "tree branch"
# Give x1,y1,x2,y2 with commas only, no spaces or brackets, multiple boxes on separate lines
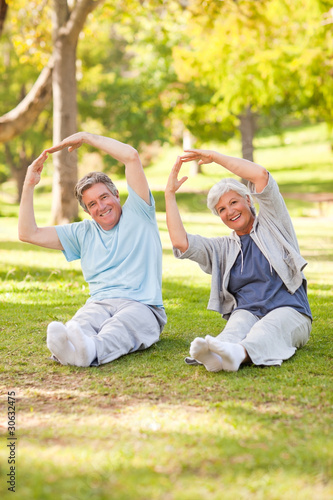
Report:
64,0,104,43
0,60,53,143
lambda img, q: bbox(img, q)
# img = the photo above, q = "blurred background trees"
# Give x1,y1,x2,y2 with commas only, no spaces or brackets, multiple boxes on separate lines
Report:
0,0,332,221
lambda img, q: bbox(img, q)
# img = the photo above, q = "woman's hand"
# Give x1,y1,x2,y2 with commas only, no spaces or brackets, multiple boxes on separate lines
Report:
165,156,189,253
181,149,215,166
165,156,188,196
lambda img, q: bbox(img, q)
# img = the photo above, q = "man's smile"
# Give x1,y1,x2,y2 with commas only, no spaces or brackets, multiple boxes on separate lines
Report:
100,209,112,217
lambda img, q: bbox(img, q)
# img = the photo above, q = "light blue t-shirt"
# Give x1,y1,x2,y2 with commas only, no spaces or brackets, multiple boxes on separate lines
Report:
55,185,163,306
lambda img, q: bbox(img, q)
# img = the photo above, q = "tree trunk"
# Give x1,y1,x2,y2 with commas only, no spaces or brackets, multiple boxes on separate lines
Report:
239,106,256,162
0,0,8,37
183,128,201,176
4,143,34,203
51,1,78,223
13,160,29,202
50,0,103,224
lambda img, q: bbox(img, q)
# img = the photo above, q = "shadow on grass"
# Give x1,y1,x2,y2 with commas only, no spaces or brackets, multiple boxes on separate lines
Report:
2,401,331,500
0,264,83,283
0,241,55,252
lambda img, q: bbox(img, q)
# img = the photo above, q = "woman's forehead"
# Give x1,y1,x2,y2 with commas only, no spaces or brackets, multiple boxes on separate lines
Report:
216,190,243,205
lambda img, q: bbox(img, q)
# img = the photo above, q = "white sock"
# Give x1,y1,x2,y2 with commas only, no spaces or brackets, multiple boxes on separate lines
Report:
66,320,97,367
189,337,224,372
47,321,97,367
206,336,246,372
47,321,76,365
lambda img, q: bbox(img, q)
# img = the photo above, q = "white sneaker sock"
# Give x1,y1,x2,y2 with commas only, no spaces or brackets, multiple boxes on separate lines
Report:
206,336,246,372
189,337,224,372
47,321,76,365
66,320,97,367
47,321,97,367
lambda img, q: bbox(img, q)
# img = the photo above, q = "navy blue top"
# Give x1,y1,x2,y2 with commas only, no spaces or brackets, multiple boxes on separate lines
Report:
228,234,312,319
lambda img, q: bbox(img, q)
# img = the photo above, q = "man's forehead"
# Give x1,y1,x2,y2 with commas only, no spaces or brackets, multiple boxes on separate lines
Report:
83,183,114,197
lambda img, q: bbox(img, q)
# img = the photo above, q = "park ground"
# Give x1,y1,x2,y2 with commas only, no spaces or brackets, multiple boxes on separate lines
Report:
0,122,332,499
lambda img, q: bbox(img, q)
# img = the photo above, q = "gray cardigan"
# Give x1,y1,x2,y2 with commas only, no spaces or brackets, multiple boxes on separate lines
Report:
173,174,308,319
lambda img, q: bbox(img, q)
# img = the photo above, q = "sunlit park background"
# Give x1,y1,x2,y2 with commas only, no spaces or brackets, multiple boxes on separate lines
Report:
0,1,333,499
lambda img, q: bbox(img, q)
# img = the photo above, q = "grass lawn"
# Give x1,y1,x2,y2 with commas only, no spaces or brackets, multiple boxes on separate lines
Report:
0,123,332,499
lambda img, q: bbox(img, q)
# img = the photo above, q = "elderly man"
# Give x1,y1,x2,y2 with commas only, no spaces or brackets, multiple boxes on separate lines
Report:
19,132,166,367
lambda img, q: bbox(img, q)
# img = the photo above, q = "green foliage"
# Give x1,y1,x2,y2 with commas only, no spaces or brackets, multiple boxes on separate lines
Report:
173,0,333,138
77,1,181,150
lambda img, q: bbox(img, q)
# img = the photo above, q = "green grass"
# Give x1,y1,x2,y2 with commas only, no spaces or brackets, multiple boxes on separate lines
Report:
0,123,333,499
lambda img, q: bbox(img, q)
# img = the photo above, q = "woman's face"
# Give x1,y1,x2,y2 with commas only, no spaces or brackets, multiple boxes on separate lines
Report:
215,190,255,235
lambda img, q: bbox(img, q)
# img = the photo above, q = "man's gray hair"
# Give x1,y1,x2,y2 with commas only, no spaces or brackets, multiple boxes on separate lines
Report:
74,172,118,211
207,178,256,216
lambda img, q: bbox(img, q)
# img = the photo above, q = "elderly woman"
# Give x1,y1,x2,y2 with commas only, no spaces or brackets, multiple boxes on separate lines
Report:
165,149,312,372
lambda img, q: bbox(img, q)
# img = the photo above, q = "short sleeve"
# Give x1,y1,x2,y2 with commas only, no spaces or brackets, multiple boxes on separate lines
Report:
55,222,84,262
125,185,156,222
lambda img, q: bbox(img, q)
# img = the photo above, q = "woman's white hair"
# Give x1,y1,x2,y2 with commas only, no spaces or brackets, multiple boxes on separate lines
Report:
207,178,256,216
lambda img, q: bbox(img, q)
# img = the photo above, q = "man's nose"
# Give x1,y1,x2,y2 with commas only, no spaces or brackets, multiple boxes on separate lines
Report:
97,200,106,211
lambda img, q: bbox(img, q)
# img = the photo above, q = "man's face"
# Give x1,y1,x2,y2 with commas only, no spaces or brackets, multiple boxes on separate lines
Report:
82,182,122,231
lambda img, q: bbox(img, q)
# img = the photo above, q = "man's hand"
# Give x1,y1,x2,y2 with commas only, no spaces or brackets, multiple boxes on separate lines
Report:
45,132,87,154
181,149,215,166
25,151,49,187
165,156,188,196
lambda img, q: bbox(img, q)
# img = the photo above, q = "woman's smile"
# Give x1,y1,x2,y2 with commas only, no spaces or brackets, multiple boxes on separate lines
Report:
215,190,255,235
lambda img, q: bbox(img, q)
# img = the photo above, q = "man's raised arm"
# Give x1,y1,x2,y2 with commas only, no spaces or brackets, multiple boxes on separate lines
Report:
18,151,63,250
46,132,150,204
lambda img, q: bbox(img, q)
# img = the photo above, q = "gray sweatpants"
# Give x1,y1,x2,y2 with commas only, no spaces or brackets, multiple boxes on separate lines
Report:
217,307,311,366
69,299,167,366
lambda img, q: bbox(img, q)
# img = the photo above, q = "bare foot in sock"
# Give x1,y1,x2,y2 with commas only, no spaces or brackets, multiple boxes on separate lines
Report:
47,322,76,365
189,337,224,372
66,320,97,367
47,321,96,367
205,336,246,372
